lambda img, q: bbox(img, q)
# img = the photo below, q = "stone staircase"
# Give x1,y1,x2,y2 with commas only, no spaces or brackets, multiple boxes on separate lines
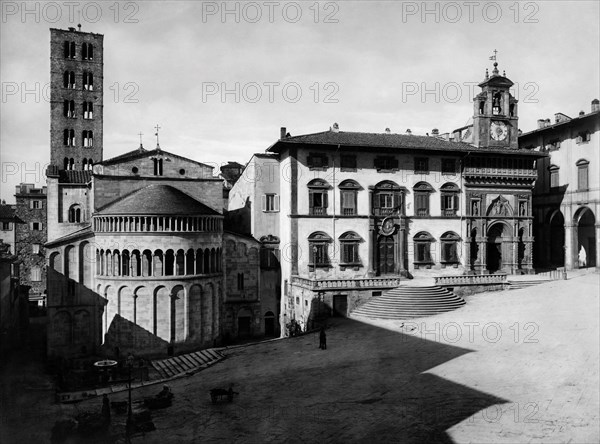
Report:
151,349,225,379
506,279,549,290
350,285,466,320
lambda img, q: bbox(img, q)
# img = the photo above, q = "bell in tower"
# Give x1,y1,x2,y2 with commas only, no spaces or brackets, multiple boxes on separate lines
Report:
472,59,519,150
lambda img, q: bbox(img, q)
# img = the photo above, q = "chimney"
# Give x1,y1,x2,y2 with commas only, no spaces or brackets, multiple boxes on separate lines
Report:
384,128,391,134
405,128,412,135
579,111,585,116
68,27,75,31
592,99,600,113
77,23,82,31
537,119,545,129
432,128,439,136
280,127,286,140
545,118,551,127
332,123,339,133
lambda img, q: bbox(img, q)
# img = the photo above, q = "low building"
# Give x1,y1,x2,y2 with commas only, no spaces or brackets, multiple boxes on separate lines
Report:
0,201,23,255
520,99,600,270
0,240,28,356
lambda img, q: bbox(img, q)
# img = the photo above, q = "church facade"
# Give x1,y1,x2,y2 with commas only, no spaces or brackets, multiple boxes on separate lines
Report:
44,28,236,359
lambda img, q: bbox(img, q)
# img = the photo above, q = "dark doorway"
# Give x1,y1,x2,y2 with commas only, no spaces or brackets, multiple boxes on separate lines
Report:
264,311,275,336
333,295,348,317
238,316,251,338
576,208,596,268
549,211,565,267
378,236,395,275
487,224,504,272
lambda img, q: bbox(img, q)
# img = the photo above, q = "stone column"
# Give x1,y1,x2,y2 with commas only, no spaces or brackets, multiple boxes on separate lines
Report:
398,222,406,273
478,236,488,274
564,222,574,270
596,224,600,269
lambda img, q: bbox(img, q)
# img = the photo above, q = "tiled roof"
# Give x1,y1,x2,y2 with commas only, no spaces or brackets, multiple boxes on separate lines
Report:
519,109,600,137
269,130,543,156
59,170,93,183
96,185,220,216
45,225,93,248
0,204,21,221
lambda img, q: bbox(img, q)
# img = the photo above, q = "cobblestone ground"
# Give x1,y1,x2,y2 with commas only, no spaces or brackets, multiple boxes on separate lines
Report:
1,273,598,443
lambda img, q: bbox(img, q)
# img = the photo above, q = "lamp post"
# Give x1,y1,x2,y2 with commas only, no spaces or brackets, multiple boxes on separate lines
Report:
126,353,134,430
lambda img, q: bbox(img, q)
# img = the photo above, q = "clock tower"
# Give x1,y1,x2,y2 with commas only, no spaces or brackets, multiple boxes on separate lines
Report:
472,62,519,150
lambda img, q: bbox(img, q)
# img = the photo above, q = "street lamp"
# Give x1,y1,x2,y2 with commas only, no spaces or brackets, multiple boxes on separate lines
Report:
126,353,134,429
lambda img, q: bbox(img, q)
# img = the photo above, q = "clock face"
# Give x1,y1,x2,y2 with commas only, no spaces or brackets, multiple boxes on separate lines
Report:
490,121,508,141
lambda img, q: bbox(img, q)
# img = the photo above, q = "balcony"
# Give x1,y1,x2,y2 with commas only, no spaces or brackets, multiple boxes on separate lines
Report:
463,167,537,178
291,276,401,291
442,209,457,217
309,207,327,216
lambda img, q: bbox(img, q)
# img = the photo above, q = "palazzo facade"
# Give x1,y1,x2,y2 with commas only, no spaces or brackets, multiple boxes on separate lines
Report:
230,63,545,329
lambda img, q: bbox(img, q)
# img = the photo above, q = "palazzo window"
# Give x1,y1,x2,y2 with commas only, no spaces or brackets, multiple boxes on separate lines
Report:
440,183,460,217
237,273,245,291
308,231,332,270
308,179,330,216
576,159,589,191
68,204,81,223
374,156,398,172
63,100,76,118
30,266,42,282
307,153,329,170
153,158,163,176
549,165,559,189
82,43,94,60
63,71,75,89
83,72,94,90
64,129,75,146
339,231,362,269
82,130,93,147
63,41,76,59
340,154,357,172
414,157,429,174
414,232,434,266
441,158,458,175
576,131,591,144
83,102,93,119
440,232,460,265
262,194,279,212
413,182,434,217
372,181,405,217
339,179,360,216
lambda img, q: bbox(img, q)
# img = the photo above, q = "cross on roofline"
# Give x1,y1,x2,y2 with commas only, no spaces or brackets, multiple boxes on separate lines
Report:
154,124,161,149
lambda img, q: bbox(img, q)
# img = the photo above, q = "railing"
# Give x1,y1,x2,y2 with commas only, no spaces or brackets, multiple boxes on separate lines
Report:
463,167,537,178
535,268,567,280
442,209,457,217
416,209,429,217
434,274,507,286
342,208,356,216
291,276,401,291
309,207,326,216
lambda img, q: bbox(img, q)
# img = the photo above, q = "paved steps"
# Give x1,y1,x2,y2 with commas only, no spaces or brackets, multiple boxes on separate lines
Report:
151,349,225,379
351,285,466,320
507,279,549,290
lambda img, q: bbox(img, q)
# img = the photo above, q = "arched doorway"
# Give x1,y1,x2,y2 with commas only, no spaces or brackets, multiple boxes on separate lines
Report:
237,308,252,338
549,210,565,267
487,224,505,273
575,207,596,268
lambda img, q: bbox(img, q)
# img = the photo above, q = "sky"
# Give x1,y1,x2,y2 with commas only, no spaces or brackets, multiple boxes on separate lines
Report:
1,0,599,203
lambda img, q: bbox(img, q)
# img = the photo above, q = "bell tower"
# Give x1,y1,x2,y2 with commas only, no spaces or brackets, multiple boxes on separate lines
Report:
472,61,518,150
49,27,104,172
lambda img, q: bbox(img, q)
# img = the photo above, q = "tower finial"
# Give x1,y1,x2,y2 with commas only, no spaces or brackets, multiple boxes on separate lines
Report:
485,68,489,80
138,131,144,150
154,124,161,150
492,61,499,76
